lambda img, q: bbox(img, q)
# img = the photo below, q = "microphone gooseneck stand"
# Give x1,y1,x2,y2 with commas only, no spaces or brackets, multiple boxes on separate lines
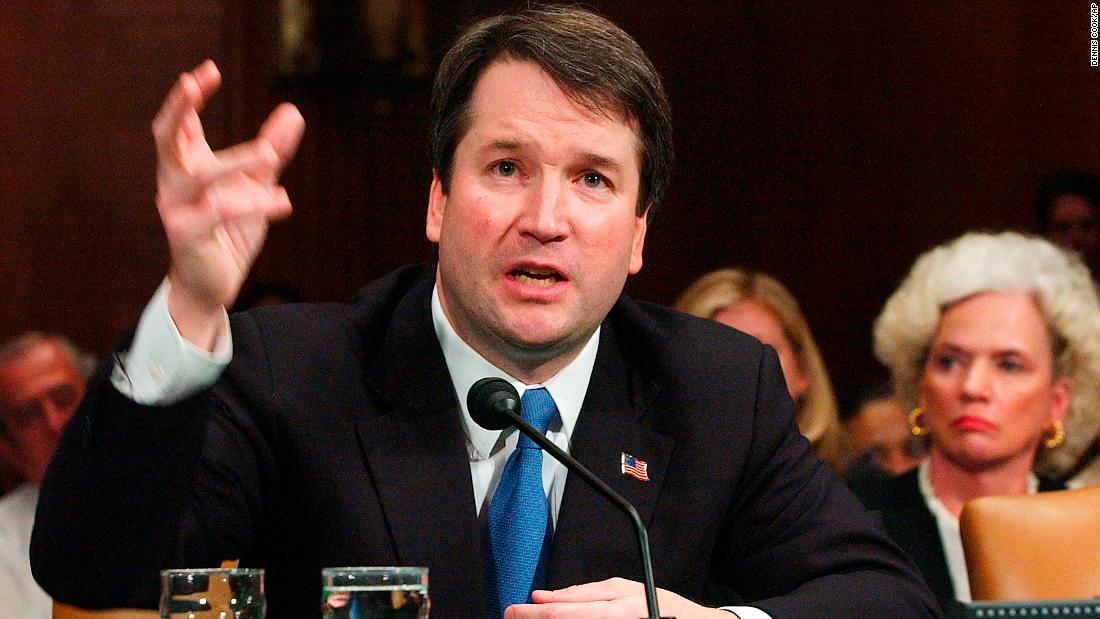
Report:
468,377,672,619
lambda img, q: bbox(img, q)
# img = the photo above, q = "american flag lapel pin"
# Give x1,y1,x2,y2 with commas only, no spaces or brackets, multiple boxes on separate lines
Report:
620,452,650,482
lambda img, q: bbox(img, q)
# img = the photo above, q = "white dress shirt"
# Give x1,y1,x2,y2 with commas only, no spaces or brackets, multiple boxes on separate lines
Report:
430,287,593,523
111,278,230,404
113,278,765,617
917,460,1040,604
0,484,51,619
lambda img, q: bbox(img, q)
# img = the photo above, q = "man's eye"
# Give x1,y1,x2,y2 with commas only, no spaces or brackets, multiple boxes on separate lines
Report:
934,354,959,370
582,172,605,188
998,359,1023,372
10,404,40,428
494,161,517,177
49,385,80,410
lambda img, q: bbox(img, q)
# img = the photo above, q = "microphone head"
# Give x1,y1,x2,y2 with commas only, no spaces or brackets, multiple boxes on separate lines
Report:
467,377,520,431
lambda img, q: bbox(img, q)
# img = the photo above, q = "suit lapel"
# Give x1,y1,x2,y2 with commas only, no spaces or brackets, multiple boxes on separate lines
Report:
354,272,487,616
349,271,675,605
547,320,675,588
356,408,476,558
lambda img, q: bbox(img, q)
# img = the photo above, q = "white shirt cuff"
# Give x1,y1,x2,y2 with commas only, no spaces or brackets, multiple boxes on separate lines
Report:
720,607,771,618
110,278,232,405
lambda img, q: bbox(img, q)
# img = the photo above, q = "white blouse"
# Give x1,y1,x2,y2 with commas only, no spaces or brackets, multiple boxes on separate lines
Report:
916,460,1039,604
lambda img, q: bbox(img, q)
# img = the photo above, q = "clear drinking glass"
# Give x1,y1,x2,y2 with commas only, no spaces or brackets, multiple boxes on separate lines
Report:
160,567,265,619
321,566,429,619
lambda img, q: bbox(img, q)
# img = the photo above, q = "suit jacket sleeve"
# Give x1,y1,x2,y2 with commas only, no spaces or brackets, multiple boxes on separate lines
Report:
31,267,471,616
713,341,940,617
30,312,275,609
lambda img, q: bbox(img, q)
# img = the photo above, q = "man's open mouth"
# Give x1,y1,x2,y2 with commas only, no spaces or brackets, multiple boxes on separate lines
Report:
510,268,563,287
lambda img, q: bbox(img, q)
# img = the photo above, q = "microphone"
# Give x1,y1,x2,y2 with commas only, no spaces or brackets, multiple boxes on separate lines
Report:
467,377,671,619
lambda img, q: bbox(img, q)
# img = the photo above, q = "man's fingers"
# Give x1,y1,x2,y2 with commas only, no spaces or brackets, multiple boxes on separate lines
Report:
152,61,298,227
527,581,718,619
157,137,275,204
265,186,294,221
153,60,222,161
201,179,289,220
504,600,624,619
533,578,638,603
153,61,300,188
163,181,291,239
188,59,222,106
258,103,306,178
205,138,279,184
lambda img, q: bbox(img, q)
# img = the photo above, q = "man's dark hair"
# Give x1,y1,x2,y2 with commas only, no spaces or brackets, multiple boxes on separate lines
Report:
1035,170,1100,232
429,4,673,219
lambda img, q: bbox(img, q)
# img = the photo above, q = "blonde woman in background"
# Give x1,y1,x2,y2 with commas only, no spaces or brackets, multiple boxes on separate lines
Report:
674,268,849,472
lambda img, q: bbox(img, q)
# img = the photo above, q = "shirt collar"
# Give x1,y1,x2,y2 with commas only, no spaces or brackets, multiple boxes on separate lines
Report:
917,459,1040,523
431,285,598,459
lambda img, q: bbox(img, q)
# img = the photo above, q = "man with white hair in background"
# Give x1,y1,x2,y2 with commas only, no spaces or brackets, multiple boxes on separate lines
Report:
0,333,93,619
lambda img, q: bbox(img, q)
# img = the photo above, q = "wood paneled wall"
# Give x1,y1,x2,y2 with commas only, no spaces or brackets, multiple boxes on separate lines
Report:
2,1,1097,405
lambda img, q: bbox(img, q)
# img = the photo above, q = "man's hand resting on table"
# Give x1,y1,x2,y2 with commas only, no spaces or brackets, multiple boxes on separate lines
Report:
503,578,738,618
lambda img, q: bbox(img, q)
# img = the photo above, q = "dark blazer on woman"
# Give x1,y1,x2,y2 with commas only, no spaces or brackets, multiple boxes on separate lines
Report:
851,466,1064,614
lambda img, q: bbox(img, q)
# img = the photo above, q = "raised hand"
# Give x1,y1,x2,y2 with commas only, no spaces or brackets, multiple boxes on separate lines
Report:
152,60,305,349
504,578,736,618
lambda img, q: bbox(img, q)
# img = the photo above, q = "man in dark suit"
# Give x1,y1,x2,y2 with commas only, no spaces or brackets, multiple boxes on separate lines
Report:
31,6,939,618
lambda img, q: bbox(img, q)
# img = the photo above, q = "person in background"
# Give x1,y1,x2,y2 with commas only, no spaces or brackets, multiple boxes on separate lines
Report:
854,231,1100,613
674,268,849,472
0,333,94,619
1036,170,1100,275
842,382,926,485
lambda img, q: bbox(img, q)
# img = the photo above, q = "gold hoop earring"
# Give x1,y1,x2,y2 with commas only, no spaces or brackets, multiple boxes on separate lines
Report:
908,407,929,436
1044,419,1065,449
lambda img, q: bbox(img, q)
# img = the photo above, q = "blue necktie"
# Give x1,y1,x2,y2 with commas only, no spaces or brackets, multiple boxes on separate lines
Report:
483,387,557,619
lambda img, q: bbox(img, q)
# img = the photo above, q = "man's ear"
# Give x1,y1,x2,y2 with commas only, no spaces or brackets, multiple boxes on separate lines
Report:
426,169,446,243
628,206,649,275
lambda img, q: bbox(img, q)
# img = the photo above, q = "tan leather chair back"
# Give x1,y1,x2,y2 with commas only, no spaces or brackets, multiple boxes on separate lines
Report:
961,484,1100,600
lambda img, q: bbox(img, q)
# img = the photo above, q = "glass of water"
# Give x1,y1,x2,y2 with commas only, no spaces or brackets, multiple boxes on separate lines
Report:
321,566,429,619
160,567,265,619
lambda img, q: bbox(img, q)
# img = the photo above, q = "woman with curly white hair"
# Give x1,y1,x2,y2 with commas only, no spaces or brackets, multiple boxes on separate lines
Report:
853,230,1100,613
